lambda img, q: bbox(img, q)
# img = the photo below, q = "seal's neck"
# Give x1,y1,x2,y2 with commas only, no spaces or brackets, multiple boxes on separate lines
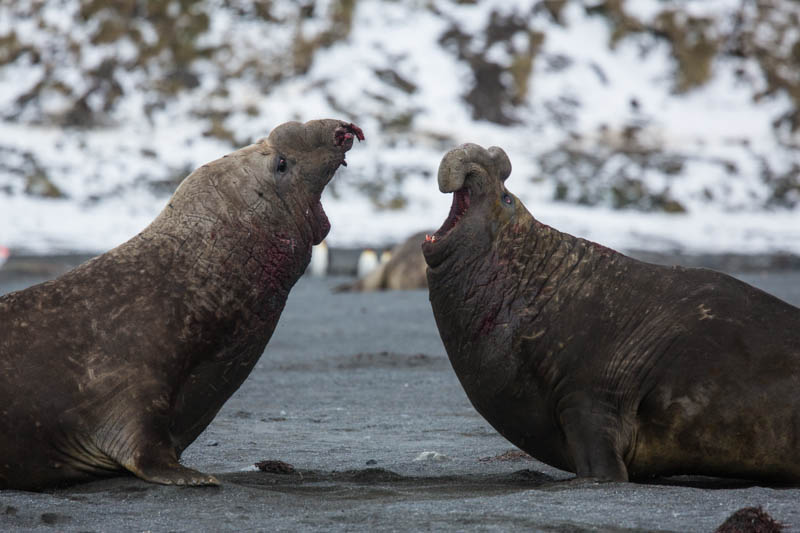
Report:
429,217,621,373
138,204,311,315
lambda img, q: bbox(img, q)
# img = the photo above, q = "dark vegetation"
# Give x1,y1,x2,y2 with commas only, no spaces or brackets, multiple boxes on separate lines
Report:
0,0,798,210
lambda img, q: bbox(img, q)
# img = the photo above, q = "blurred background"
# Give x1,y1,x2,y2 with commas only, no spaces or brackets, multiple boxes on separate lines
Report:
0,0,798,256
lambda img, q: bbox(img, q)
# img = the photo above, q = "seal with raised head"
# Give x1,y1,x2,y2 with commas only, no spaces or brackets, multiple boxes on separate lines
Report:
422,143,800,483
0,119,364,490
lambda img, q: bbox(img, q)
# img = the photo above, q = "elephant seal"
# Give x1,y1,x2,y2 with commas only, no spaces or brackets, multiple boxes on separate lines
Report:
0,119,363,490
335,230,431,292
422,143,800,483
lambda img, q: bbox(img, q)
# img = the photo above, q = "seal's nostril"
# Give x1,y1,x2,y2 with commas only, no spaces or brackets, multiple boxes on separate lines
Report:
334,124,364,148
346,123,365,142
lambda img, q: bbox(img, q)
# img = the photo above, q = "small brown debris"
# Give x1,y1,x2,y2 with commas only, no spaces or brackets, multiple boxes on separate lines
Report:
254,460,296,475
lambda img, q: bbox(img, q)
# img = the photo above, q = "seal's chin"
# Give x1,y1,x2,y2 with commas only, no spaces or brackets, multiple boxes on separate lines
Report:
310,199,330,245
421,187,470,264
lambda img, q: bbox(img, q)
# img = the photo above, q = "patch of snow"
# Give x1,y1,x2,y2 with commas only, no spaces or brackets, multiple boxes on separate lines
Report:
0,0,798,256
414,451,450,462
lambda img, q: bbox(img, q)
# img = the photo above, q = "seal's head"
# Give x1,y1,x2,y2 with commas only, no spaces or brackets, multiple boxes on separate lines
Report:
168,119,364,248
422,143,526,270
265,119,364,244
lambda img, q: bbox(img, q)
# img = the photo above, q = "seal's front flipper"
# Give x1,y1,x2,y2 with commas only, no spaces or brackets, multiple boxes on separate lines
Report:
99,413,219,486
560,406,629,481
121,442,219,486
128,460,219,486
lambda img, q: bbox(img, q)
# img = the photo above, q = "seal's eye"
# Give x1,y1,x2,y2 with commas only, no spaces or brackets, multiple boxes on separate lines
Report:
502,193,513,205
277,157,287,173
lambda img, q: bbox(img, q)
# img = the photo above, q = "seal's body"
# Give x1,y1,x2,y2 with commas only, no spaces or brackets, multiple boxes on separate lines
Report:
0,119,363,490
422,143,800,483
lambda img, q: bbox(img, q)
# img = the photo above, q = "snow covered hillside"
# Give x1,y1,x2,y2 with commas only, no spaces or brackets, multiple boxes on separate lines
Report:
0,0,798,255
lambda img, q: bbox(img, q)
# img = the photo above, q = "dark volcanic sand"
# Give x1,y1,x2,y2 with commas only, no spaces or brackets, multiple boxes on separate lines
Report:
0,261,798,532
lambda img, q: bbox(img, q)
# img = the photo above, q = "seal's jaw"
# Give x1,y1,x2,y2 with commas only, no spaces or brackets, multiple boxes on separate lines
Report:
422,157,485,267
296,120,364,245
423,180,495,270
425,187,471,245
422,143,514,268
309,200,330,245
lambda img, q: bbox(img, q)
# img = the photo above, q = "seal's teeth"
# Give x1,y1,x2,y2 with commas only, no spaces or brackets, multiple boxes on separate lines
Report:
425,234,432,242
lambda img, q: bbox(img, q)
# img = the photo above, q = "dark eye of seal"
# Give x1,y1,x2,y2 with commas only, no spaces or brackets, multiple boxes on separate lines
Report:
502,193,512,205
277,157,287,173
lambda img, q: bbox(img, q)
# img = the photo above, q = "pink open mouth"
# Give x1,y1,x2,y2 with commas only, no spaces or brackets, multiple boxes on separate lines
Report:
426,187,471,244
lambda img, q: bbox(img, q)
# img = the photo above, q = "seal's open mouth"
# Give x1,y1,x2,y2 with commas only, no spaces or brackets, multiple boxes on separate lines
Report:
426,187,470,244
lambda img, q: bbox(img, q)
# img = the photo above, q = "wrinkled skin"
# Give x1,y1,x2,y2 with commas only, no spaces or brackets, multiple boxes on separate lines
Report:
423,143,800,483
0,119,363,490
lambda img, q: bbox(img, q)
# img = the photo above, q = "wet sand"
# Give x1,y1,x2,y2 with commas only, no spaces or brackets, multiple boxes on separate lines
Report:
1,260,798,532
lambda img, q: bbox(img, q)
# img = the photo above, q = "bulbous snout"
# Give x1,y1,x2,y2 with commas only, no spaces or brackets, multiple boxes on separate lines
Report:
437,143,511,193
267,118,364,197
268,119,364,154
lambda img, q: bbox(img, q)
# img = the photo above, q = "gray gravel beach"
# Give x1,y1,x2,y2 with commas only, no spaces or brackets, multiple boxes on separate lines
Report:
1,257,798,532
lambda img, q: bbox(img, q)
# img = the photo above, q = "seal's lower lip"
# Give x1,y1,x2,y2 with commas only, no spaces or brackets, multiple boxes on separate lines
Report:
310,199,330,245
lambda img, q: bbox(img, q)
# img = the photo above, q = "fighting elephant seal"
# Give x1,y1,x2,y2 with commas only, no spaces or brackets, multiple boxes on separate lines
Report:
422,143,800,483
0,119,363,490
